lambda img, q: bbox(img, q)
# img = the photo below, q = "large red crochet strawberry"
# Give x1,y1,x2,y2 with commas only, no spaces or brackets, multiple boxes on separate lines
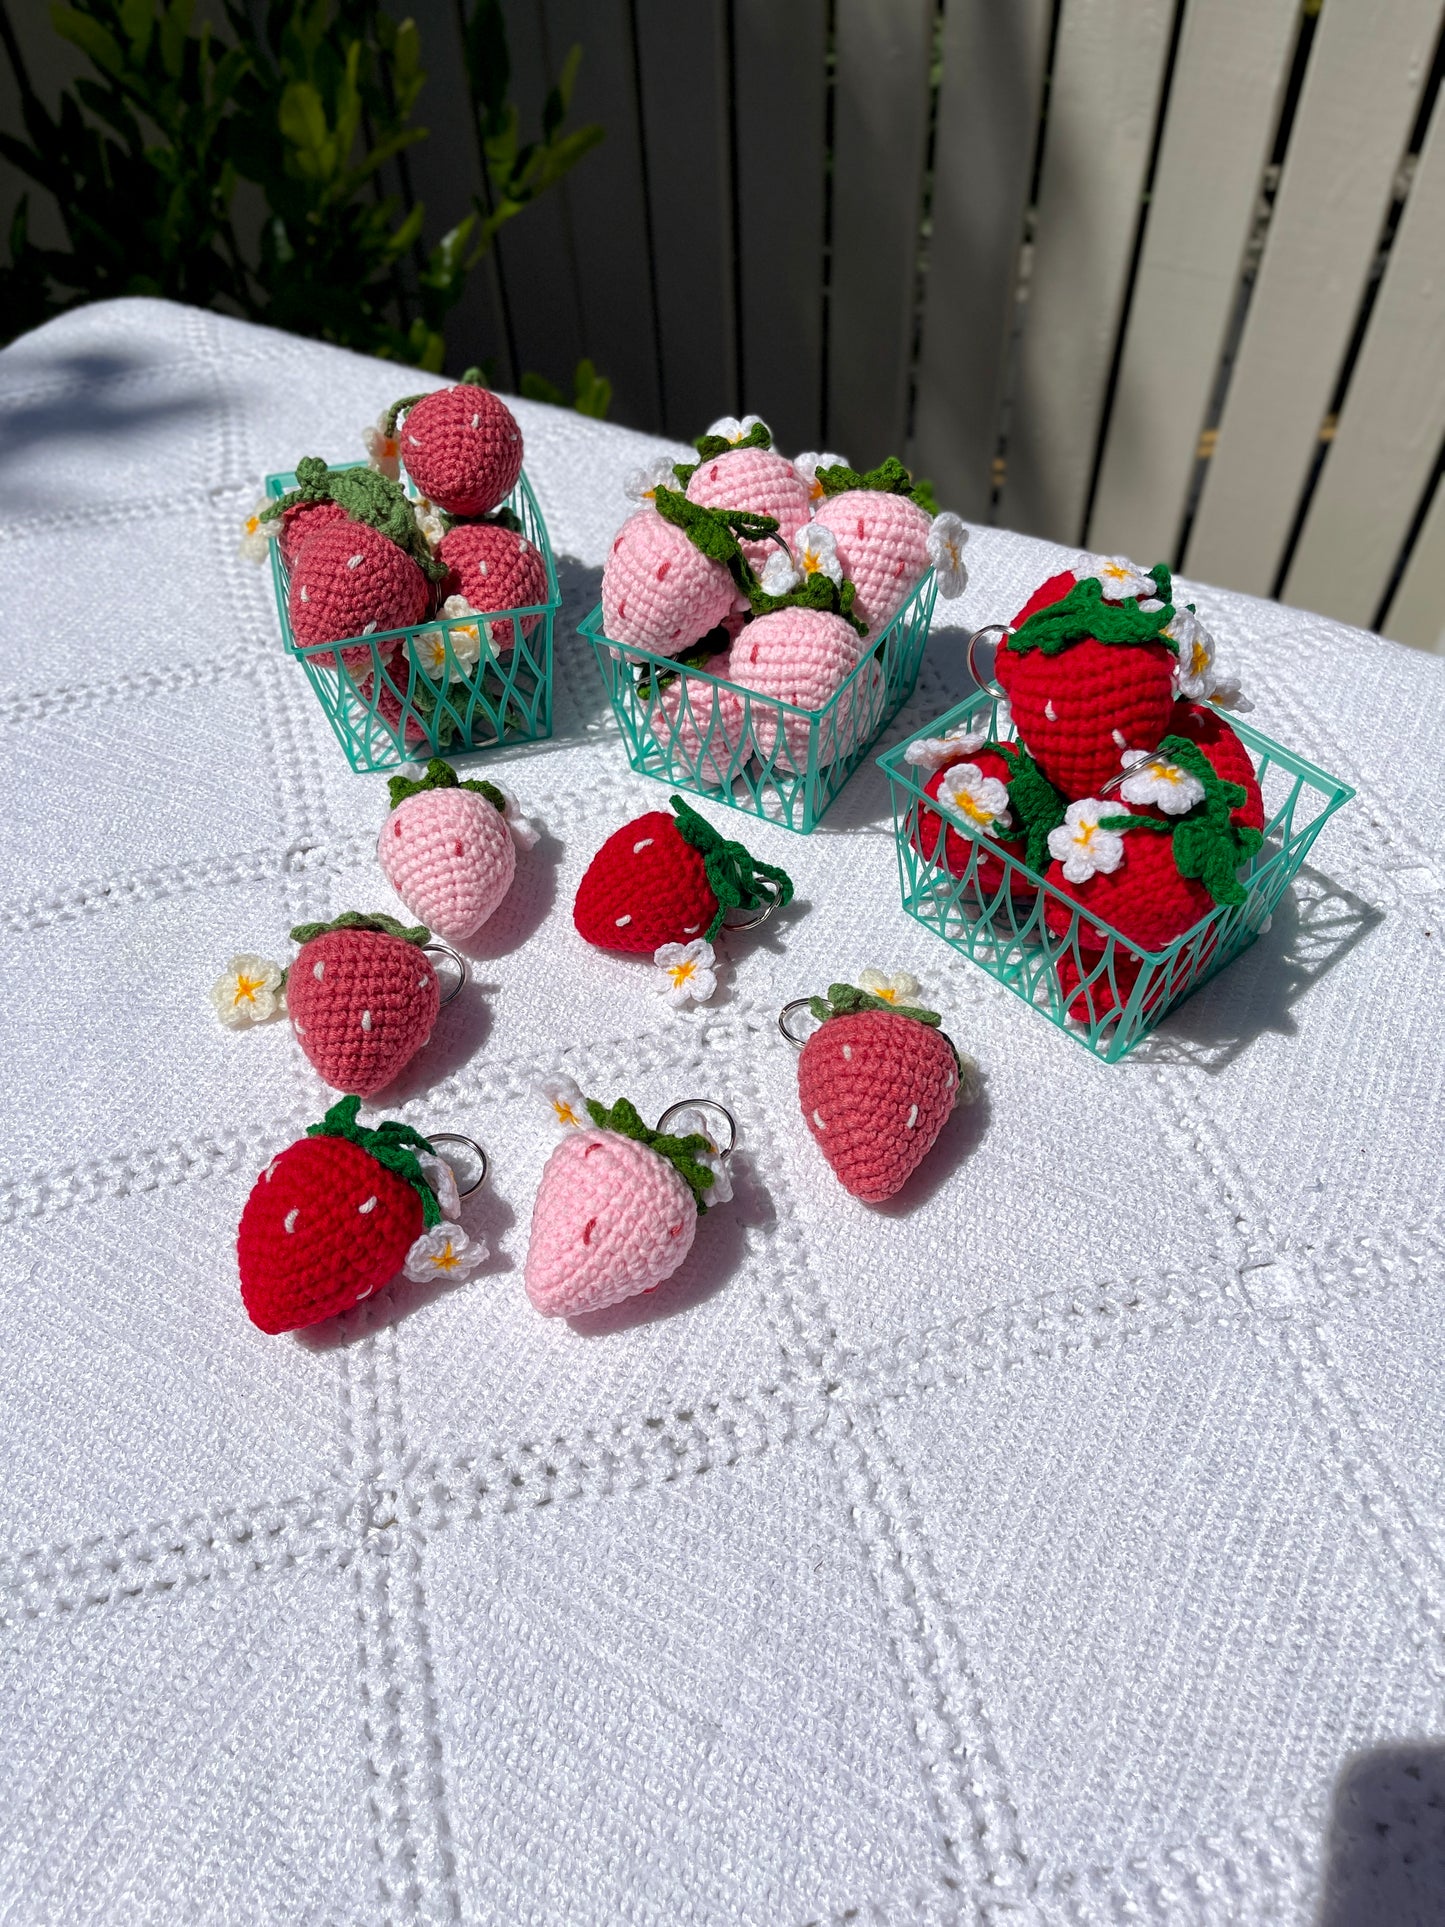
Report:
384,373,524,517
679,418,813,571
796,981,969,1203
811,457,968,638
912,739,1065,896
1165,700,1264,831
574,794,793,953
286,911,445,1095
437,518,548,651
996,562,1179,798
237,1095,445,1333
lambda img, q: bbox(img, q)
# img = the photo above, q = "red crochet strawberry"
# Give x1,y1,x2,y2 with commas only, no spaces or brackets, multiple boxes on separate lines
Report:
1165,700,1264,831
574,794,792,953
912,739,1065,896
679,419,813,572
796,981,969,1203
384,374,524,517
996,563,1179,798
276,497,349,569
286,911,444,1095
437,519,548,651
237,1095,444,1333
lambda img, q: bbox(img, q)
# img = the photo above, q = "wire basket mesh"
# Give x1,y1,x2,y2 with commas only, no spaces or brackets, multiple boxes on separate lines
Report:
879,689,1355,1061
264,464,558,772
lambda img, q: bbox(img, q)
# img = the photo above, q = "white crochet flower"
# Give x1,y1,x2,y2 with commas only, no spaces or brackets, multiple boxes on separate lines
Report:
364,418,401,481
935,760,1012,835
858,968,920,1005
705,413,768,445
539,1073,587,1129
903,720,990,771
624,455,678,504
416,1151,461,1221
699,1147,734,1207
1048,799,1129,883
795,521,843,587
1167,604,1216,699
491,781,541,850
1083,555,1155,603
793,450,849,500
414,600,483,681
758,548,803,596
927,512,969,599
412,496,448,549
402,1221,488,1284
238,503,276,563
1206,664,1252,713
654,939,718,1007
1118,749,1206,815
210,954,285,1027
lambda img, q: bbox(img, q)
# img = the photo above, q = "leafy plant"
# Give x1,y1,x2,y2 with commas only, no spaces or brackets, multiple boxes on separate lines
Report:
0,0,609,405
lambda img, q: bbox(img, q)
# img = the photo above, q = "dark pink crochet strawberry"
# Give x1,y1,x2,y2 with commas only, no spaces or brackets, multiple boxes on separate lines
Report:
437,520,548,651
680,420,812,573
996,566,1178,798
286,912,444,1096
276,497,349,569
796,981,968,1203
237,1095,443,1333
385,374,524,517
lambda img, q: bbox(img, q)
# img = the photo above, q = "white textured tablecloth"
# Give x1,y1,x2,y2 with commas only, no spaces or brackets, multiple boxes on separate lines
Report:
2,299,1443,1926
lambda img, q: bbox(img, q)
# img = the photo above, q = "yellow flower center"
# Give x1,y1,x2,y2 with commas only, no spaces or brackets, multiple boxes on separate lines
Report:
552,1099,579,1126
809,478,826,500
801,550,823,576
431,1238,461,1272
668,960,696,987
875,986,898,1003
383,437,398,458
1152,761,1181,784
1190,640,1209,676
952,788,994,828
244,516,261,536
1102,564,1129,584
1075,823,1096,849
232,972,263,1006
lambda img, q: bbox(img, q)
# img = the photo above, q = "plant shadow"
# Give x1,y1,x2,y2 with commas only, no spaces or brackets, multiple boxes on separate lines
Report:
1317,1741,1445,1925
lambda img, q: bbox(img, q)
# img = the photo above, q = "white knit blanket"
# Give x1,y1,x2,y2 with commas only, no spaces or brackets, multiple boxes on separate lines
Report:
2,300,1442,1926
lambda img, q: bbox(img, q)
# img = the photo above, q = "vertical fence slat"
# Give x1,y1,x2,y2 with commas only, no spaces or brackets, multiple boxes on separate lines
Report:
1002,0,1177,546
540,0,663,432
1185,0,1442,596
909,0,1050,522
1383,480,1445,652
1283,100,1445,626
1087,0,1299,564
826,0,934,468
732,0,828,451
633,0,736,437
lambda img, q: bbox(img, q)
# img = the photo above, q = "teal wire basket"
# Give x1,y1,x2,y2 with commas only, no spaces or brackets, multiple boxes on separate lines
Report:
264,463,558,772
879,689,1355,1062
579,571,938,833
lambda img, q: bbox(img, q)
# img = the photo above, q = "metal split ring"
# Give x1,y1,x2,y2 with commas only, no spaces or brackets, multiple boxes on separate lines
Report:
777,998,818,1049
722,875,785,933
965,622,1012,696
423,1132,489,1196
655,1098,737,1160
423,940,469,1006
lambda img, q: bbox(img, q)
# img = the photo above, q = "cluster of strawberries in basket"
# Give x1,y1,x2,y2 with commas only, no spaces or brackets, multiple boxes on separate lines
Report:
909,556,1264,1021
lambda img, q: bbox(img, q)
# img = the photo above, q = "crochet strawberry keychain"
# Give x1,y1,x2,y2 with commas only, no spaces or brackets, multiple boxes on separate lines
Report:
525,1078,736,1317
285,913,467,1094
377,369,524,517
237,1095,489,1333
779,973,979,1203
810,456,969,637
907,725,1067,896
379,759,539,942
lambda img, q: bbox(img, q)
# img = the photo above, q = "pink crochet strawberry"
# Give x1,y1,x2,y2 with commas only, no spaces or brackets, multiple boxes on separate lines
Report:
574,794,792,953
437,519,548,652
653,647,747,786
383,373,524,517
996,562,1179,798
525,1090,728,1317
796,980,969,1203
379,759,523,942
237,1095,446,1333
286,911,445,1095
602,488,780,657
811,458,968,638
680,419,812,571
727,605,868,770
912,740,1064,896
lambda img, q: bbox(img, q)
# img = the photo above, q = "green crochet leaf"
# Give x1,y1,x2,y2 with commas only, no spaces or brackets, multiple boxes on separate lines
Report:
746,570,869,637
307,1095,443,1228
382,390,428,437
289,910,430,946
386,757,505,813
990,741,1068,874
815,456,922,501
260,456,449,583
692,421,772,460
1100,734,1263,908
808,981,943,1028
583,1095,719,1214
669,795,794,941
1007,565,1176,658
652,486,779,596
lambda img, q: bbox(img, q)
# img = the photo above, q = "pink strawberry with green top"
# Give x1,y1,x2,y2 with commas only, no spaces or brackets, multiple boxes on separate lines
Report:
680,419,812,572
378,759,522,942
384,374,524,517
810,458,967,638
727,606,867,770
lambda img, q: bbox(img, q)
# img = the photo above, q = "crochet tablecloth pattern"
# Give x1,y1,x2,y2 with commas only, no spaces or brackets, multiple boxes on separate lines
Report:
2,301,1442,1927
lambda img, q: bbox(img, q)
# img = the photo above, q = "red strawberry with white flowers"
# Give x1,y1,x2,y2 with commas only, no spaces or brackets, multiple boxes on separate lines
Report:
810,457,968,638
1164,700,1264,831
574,794,792,954
437,519,548,652
286,912,445,1095
680,417,813,571
911,738,1065,896
237,1095,445,1333
384,376,524,517
796,980,972,1203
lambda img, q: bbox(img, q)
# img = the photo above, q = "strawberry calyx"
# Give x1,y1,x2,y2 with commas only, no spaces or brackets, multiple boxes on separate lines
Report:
1007,566,1175,658
808,981,964,1080
305,1094,443,1227
583,1094,721,1213
987,741,1068,873
290,910,430,946
814,456,934,511
386,757,505,815
652,485,781,592
668,794,794,940
262,457,449,583
1099,735,1264,907
745,568,869,638
678,420,774,474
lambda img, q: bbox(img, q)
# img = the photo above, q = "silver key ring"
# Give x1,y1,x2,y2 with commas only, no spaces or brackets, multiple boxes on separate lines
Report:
965,622,1012,696
655,1098,737,1160
777,998,818,1049
423,1131,488,1196
423,940,469,1006
722,875,785,933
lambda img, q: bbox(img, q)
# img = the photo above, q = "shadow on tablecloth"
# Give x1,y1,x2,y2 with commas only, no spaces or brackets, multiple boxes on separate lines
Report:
1318,1741,1445,1926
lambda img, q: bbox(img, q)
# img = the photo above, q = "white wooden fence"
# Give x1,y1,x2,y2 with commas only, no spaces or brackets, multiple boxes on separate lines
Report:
403,0,1445,652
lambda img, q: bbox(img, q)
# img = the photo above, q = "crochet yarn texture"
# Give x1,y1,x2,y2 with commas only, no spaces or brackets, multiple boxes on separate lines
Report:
387,382,524,517
684,446,812,570
913,746,1038,895
379,761,516,942
654,649,746,785
437,521,547,652
524,1128,697,1316
727,607,866,769
602,507,740,655
276,496,348,569
287,915,441,1095
287,520,431,663
811,489,930,639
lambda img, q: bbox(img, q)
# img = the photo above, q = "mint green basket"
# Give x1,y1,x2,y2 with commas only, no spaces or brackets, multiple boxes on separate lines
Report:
265,463,558,772
579,571,937,833
879,690,1354,1062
